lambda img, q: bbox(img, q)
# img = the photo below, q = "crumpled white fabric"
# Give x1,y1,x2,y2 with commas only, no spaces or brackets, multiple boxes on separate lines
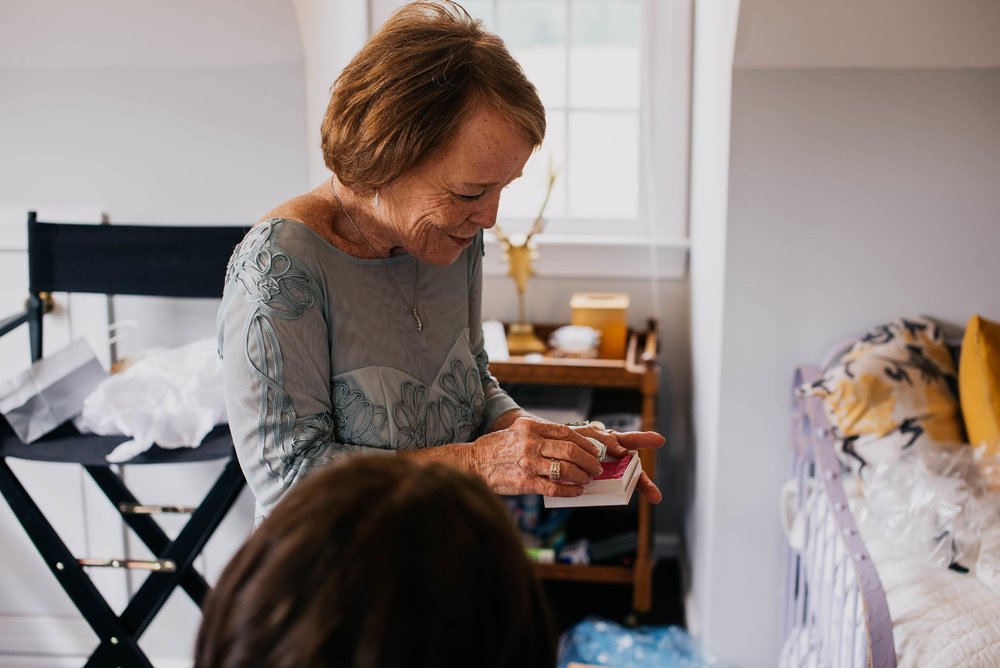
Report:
74,338,226,463
859,441,1000,577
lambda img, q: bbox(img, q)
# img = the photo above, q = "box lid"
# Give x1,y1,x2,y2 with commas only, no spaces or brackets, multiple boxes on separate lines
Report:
570,292,630,310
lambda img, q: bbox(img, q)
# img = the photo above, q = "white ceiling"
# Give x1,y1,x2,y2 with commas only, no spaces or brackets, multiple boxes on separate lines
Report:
0,0,303,69
735,0,1000,69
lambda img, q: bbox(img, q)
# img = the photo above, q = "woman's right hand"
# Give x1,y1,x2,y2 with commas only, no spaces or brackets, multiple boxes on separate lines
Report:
468,416,606,497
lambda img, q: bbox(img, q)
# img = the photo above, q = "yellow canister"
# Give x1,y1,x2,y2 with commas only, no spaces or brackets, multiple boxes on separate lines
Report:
570,293,629,359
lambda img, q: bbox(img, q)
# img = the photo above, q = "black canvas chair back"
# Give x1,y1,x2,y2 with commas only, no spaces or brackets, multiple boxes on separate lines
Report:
0,211,249,667
25,210,248,360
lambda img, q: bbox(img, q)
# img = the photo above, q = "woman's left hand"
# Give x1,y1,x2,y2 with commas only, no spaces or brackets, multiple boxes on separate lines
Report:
568,421,664,504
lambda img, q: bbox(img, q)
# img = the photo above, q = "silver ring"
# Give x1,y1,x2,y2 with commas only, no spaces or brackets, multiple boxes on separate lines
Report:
567,420,606,432
585,436,607,462
548,459,561,481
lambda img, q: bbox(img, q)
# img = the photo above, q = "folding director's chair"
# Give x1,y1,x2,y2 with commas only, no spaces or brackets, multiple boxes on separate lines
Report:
0,212,249,667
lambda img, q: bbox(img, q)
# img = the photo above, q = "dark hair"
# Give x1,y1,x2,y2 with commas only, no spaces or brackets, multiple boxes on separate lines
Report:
195,457,556,668
321,1,546,196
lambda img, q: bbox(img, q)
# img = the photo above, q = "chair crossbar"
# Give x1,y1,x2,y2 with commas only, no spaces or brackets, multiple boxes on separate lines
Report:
0,458,153,667
0,309,28,338
117,502,198,515
0,456,245,666
78,557,177,572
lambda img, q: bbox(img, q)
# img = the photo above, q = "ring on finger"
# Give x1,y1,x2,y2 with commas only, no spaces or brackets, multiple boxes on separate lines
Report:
584,436,608,462
548,458,562,481
566,420,606,431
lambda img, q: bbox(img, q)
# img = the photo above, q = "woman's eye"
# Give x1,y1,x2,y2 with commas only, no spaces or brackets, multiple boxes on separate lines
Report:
455,191,485,202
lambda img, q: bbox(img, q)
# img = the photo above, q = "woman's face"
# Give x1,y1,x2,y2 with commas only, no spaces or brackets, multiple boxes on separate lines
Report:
380,106,535,266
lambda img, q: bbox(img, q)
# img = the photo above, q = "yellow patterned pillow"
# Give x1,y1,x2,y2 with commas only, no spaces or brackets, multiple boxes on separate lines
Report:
803,316,963,471
960,314,1000,456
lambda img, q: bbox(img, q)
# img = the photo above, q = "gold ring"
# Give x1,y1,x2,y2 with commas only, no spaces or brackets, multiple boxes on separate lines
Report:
548,459,561,481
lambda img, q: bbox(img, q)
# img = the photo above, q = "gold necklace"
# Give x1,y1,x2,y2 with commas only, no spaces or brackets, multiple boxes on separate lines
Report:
330,180,422,332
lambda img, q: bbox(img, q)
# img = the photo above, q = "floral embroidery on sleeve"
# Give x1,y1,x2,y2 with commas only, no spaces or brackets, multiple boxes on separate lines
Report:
228,220,338,487
229,222,314,320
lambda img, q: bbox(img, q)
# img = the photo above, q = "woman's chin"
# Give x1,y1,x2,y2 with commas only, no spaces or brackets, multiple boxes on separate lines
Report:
415,239,471,266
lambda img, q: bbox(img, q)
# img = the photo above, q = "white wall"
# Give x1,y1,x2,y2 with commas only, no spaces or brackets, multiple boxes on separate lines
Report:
0,1,307,664
291,0,369,185
687,0,740,641
688,1,1000,665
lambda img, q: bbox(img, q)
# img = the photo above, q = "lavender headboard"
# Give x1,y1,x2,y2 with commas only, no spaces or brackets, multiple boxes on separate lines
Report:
784,366,896,668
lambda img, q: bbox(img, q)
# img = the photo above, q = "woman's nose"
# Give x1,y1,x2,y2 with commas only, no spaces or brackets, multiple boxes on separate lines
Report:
470,190,502,229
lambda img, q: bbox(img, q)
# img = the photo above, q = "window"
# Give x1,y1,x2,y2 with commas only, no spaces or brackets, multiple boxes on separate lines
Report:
465,0,641,233
370,0,691,278
463,0,689,253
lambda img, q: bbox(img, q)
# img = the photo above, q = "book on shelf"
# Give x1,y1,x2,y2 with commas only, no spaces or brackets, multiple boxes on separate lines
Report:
543,451,641,508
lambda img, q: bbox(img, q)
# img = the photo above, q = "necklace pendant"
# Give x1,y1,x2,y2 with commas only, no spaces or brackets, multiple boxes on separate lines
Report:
412,308,423,332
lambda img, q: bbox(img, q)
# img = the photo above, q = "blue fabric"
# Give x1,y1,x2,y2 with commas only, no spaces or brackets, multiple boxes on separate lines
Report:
558,618,727,668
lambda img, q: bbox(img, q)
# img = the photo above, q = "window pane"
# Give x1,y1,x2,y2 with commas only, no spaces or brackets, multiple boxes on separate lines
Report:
499,111,567,222
569,0,640,110
567,111,638,219
497,1,567,108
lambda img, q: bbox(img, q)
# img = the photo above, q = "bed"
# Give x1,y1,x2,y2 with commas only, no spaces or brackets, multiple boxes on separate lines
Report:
782,319,1000,668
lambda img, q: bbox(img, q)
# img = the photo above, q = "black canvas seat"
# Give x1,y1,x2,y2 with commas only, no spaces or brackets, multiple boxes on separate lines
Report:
0,212,249,667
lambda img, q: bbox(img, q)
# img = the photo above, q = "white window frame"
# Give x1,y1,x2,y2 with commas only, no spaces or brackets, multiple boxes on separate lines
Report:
370,0,692,280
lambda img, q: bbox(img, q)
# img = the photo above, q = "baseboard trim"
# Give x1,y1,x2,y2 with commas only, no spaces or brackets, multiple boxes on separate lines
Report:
0,615,95,658
0,616,192,667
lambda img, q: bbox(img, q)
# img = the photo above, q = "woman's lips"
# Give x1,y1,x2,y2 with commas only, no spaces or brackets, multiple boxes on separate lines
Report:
448,234,475,248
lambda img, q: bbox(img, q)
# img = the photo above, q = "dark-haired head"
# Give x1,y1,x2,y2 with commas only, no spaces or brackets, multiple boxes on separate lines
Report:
195,456,556,668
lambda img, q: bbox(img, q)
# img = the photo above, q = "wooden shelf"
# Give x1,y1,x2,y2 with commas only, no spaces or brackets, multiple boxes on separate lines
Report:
491,320,660,613
534,562,634,585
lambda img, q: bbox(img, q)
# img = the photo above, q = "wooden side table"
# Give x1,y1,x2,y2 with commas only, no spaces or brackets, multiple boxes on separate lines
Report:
488,320,660,613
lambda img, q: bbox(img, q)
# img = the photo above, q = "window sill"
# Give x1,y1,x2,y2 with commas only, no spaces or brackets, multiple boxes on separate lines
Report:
483,232,689,281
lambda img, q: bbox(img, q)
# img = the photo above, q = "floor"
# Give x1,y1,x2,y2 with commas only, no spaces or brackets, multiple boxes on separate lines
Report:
542,557,686,635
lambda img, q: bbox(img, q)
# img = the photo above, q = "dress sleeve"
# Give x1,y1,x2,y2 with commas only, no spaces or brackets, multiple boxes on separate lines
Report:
467,231,519,433
217,222,391,520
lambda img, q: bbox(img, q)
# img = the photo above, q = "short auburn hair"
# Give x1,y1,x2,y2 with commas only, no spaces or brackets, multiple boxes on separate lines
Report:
321,1,546,196
195,456,556,668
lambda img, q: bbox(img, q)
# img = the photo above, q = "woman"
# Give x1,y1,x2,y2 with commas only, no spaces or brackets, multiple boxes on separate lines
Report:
218,0,663,523
194,457,557,667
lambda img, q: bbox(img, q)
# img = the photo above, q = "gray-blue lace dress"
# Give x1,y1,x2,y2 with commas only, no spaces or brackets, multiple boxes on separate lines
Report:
217,218,518,522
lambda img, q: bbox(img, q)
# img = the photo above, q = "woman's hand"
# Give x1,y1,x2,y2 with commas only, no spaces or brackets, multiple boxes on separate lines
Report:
468,415,664,503
567,421,664,504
